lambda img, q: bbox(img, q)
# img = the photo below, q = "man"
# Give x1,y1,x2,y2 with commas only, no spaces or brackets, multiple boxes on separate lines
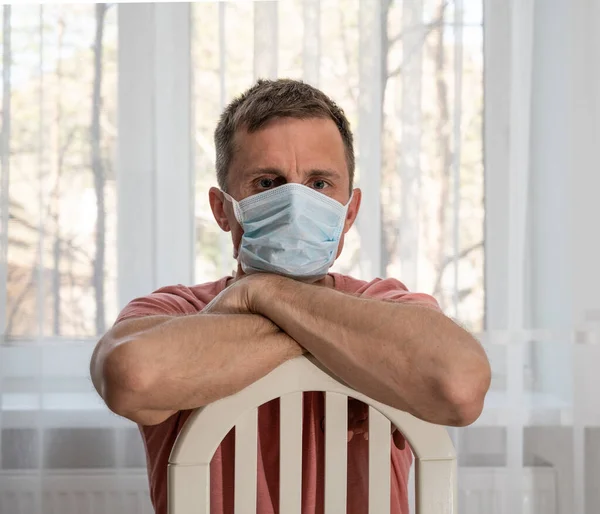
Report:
91,79,490,514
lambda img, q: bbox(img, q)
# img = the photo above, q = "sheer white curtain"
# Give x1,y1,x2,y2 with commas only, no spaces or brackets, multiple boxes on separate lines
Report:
1,1,598,514
0,3,153,514
482,1,600,514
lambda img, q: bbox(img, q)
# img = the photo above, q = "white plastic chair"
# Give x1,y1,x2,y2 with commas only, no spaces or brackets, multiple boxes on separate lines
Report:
168,355,457,514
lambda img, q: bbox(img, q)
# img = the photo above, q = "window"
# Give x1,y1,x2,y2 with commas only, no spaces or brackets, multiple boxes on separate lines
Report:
0,4,120,444
192,0,485,331
1,4,118,341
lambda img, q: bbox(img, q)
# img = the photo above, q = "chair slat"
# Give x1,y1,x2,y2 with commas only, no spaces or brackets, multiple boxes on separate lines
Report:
280,392,304,514
324,392,348,514
168,464,209,514
416,459,457,514
235,408,258,514
369,406,391,514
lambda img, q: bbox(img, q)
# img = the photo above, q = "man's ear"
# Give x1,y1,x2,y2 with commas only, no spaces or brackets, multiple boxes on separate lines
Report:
209,187,231,232
344,188,362,233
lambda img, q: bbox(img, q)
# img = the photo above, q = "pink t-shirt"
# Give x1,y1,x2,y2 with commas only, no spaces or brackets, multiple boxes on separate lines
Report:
114,272,440,514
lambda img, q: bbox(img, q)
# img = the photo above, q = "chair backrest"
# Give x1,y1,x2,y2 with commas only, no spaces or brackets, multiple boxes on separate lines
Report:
168,355,457,514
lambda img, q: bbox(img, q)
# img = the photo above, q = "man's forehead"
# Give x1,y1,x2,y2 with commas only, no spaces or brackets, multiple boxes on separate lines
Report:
226,117,351,192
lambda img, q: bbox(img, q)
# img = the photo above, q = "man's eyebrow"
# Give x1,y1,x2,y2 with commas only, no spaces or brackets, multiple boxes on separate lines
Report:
244,168,342,180
305,169,342,180
244,167,286,179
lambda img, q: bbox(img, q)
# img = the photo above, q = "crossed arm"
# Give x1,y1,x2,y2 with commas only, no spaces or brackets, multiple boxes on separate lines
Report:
91,273,490,427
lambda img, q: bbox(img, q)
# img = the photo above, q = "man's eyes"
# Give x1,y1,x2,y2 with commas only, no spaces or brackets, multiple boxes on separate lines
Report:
255,178,330,190
258,178,275,188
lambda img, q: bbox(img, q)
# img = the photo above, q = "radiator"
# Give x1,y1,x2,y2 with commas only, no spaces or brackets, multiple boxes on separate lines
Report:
459,466,558,514
0,470,154,514
1,466,556,514
408,465,557,514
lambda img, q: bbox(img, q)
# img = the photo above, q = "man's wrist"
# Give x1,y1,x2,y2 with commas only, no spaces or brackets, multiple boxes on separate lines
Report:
250,273,303,319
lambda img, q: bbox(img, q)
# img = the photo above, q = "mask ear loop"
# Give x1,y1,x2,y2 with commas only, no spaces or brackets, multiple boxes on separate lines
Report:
220,190,243,264
345,191,354,208
221,190,244,224
334,191,355,240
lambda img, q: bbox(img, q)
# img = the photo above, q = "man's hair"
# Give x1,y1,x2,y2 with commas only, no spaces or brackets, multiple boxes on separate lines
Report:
214,79,355,192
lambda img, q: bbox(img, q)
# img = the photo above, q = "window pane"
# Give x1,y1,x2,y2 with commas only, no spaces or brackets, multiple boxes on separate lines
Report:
2,5,118,339
192,0,484,330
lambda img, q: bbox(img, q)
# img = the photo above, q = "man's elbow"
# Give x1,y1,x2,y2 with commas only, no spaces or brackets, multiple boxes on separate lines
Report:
98,338,157,424
445,358,491,427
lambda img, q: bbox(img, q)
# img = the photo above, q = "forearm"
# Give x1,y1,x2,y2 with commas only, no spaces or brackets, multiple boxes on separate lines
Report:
94,313,303,425
254,276,490,426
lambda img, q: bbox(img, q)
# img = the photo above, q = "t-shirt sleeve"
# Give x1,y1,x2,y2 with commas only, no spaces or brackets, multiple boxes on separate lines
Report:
114,289,199,326
359,277,442,311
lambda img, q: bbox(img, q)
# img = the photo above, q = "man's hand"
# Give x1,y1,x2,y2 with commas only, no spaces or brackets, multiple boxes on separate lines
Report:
347,398,368,442
203,274,264,315
203,274,307,355
347,399,405,449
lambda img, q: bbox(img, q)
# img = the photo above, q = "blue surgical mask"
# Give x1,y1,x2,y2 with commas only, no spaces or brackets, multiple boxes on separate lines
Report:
223,183,353,282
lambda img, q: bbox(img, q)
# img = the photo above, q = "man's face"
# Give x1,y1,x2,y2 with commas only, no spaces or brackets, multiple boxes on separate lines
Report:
209,116,361,266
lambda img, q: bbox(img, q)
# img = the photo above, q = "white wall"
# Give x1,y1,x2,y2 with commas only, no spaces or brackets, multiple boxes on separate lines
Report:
529,0,572,332
483,2,600,513
485,0,599,330
569,0,600,329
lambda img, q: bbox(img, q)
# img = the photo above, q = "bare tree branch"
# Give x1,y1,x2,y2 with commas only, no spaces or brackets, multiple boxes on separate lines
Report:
432,240,484,297
51,14,66,336
338,5,357,104
7,120,77,336
387,0,450,49
380,0,450,273
1,6,12,329
6,266,36,335
6,229,93,335
387,3,449,79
